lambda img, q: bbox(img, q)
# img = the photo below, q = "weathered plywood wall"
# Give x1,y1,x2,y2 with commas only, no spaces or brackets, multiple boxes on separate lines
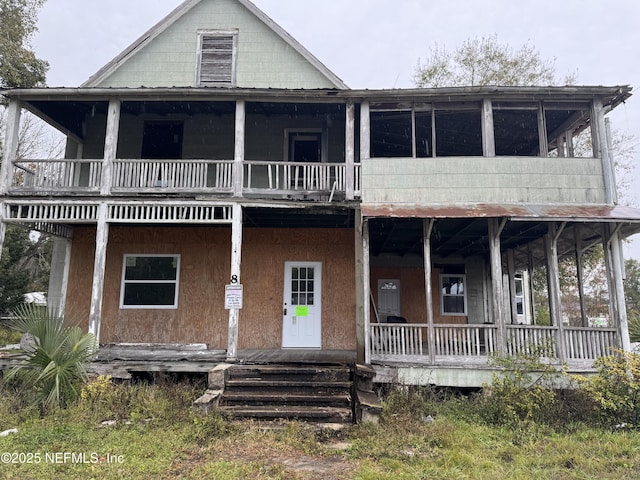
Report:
239,228,356,350
370,266,467,325
65,225,356,350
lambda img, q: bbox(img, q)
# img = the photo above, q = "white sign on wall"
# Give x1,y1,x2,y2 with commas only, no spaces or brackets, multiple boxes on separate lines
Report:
225,284,243,309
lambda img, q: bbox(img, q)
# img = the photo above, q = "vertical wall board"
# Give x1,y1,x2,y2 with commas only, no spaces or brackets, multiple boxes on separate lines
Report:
238,227,356,350
64,227,96,332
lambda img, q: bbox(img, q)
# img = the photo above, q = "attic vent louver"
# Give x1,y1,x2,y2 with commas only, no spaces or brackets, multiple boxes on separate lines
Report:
197,30,238,87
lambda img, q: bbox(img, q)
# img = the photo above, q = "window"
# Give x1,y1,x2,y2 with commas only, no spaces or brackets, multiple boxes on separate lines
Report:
441,274,466,315
196,30,238,86
370,110,432,158
120,255,180,309
514,274,525,316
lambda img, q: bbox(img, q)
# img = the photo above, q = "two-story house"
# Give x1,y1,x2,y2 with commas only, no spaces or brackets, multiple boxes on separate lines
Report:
1,0,639,389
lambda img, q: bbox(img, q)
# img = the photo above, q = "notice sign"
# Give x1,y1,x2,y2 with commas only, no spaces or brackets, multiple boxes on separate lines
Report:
224,284,243,309
295,305,309,317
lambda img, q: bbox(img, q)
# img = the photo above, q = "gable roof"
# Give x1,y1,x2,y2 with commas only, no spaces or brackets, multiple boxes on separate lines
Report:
81,0,347,89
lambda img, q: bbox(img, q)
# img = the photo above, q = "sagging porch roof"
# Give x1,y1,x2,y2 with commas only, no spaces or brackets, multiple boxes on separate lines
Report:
363,203,640,267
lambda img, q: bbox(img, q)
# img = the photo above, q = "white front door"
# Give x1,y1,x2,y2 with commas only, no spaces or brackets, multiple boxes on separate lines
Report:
378,279,401,322
282,261,322,348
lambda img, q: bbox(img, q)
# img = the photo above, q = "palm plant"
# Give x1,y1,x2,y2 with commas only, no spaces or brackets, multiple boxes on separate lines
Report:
629,310,640,344
5,304,97,409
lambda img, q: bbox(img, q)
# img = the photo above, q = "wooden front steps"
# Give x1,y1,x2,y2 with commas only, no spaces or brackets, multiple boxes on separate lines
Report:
198,363,355,423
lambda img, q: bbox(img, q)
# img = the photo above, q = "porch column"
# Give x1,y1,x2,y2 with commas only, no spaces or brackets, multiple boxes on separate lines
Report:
355,209,365,362
537,102,548,157
101,99,120,196
545,222,566,362
360,101,370,160
48,237,72,317
233,100,245,197
226,203,243,361
481,99,495,157
345,102,355,201
0,99,22,195
574,226,588,327
488,218,506,353
423,219,436,364
0,204,6,265
363,218,371,364
507,249,517,324
604,223,631,352
88,203,109,343
592,98,617,204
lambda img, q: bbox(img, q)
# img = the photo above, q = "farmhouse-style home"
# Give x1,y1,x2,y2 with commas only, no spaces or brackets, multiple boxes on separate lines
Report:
1,0,640,395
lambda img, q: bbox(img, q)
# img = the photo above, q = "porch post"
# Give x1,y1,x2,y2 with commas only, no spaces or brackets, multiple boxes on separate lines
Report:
0,204,6,265
592,98,617,204
537,102,548,157
545,222,566,362
488,218,506,354
88,203,109,343
0,99,22,195
481,98,495,157
604,223,631,352
48,237,72,317
233,100,245,197
360,100,370,160
101,99,120,196
226,203,243,361
355,209,365,362
345,102,355,200
363,218,371,364
507,249,517,324
423,219,436,364
574,226,588,327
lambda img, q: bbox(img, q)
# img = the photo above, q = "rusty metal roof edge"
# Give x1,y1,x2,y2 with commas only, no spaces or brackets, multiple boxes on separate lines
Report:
361,203,640,222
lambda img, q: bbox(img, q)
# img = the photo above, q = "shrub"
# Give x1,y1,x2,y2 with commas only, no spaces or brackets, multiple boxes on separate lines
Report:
628,310,640,343
573,350,640,428
4,304,96,410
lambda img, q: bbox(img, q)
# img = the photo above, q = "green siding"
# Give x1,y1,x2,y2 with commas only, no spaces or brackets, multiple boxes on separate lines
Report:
97,0,338,89
362,157,607,205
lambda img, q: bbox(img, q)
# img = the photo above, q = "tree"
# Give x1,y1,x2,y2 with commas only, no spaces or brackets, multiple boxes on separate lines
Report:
0,0,49,91
625,259,640,314
413,34,574,88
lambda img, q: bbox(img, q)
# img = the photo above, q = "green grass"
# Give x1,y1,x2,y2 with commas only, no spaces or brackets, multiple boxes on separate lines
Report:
0,325,22,346
0,378,639,479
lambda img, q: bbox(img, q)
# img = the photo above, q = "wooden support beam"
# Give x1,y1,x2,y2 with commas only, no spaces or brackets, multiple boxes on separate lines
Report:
507,249,517,324
538,102,548,157
592,98,617,204
423,219,436,364
101,99,120,196
355,210,365,363
0,100,22,195
345,102,355,200
226,203,243,361
488,218,506,353
0,204,6,265
233,100,245,197
482,98,495,157
363,218,371,365
88,203,109,343
527,246,537,325
48,237,72,318
545,223,565,362
604,223,631,352
574,226,588,327
360,101,370,161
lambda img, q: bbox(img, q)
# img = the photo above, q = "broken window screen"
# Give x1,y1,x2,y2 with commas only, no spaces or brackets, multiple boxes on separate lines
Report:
434,109,482,156
121,255,180,308
493,107,540,156
544,104,591,157
370,111,412,157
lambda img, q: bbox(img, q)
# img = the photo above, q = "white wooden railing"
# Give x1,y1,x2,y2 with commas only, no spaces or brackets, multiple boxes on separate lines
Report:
244,161,346,195
370,323,619,364
12,160,102,191
111,159,233,192
9,159,362,198
564,327,617,360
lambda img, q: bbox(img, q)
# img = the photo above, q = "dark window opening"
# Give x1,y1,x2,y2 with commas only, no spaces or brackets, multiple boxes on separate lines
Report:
371,111,412,157
141,121,183,159
434,109,482,156
493,109,540,156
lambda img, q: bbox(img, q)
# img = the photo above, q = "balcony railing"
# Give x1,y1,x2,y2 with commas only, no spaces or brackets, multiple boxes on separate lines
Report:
369,323,619,366
9,159,361,199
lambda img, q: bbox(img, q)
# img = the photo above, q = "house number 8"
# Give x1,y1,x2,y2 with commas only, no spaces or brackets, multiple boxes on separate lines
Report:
230,275,238,284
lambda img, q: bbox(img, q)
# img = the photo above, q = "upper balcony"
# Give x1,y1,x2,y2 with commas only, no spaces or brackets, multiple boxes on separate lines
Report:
1,86,630,205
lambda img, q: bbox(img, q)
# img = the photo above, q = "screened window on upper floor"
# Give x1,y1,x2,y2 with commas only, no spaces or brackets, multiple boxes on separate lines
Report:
370,106,483,158
196,30,238,87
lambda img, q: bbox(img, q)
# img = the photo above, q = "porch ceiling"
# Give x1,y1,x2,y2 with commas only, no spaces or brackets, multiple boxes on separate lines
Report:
366,203,640,268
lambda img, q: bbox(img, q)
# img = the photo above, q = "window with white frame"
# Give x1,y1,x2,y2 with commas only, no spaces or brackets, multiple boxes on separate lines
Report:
120,255,180,309
440,274,466,315
196,30,238,86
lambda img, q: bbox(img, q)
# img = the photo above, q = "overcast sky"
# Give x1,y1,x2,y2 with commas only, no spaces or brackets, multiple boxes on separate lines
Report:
31,0,640,258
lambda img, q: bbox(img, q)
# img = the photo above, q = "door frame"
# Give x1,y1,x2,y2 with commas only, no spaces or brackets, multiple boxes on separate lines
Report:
282,261,322,348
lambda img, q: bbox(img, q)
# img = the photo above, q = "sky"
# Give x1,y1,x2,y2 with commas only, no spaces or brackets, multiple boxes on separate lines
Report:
31,0,640,259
